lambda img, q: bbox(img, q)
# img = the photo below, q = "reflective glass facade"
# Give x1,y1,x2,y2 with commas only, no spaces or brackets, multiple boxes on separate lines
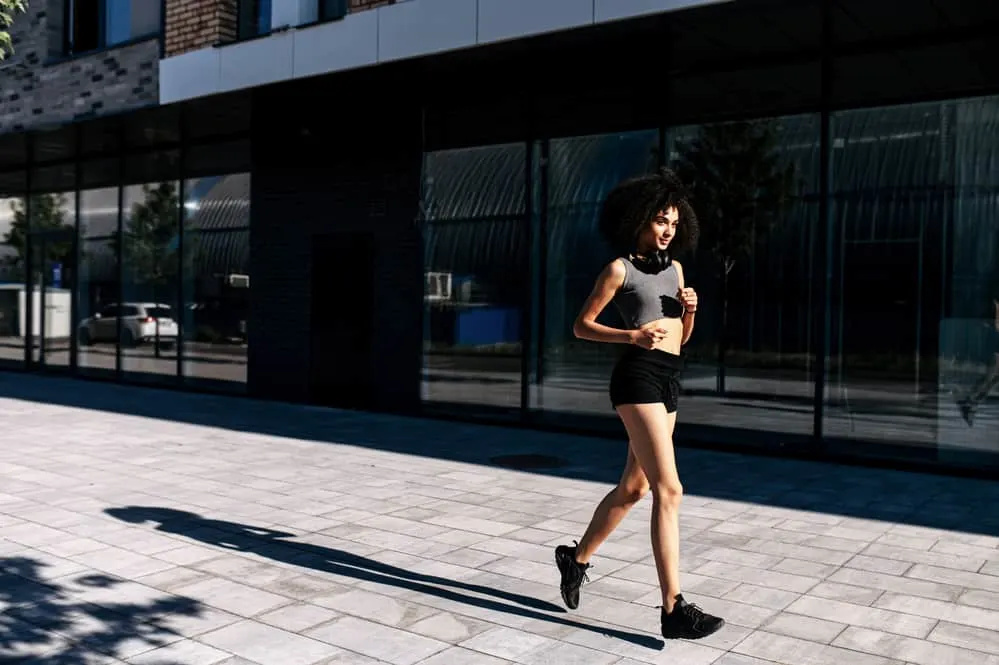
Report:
0,114,250,392
420,95,999,468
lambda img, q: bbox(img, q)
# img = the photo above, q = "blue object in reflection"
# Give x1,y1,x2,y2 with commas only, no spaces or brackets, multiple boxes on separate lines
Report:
454,307,521,346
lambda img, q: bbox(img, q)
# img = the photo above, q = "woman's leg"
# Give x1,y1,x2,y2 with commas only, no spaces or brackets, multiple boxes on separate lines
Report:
616,402,724,639
972,353,999,402
615,403,682,609
959,352,999,425
575,445,650,564
554,445,648,609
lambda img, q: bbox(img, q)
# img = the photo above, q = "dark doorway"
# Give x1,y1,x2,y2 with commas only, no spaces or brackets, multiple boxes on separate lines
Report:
309,232,376,409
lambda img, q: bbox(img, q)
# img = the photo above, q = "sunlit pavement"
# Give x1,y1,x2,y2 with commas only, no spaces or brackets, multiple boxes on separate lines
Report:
1,373,998,665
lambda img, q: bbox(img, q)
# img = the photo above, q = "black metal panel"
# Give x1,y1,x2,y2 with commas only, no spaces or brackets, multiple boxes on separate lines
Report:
249,80,424,410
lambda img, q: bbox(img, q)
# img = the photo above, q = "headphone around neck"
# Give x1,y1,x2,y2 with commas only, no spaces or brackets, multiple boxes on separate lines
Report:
630,250,672,274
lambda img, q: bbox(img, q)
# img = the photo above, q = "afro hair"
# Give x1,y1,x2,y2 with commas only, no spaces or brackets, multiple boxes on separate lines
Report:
598,167,700,257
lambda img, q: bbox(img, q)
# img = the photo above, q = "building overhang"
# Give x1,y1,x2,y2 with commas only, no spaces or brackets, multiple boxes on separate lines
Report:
159,0,732,105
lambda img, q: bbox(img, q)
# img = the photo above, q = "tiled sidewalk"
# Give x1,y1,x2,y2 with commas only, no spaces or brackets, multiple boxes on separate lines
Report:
1,375,999,664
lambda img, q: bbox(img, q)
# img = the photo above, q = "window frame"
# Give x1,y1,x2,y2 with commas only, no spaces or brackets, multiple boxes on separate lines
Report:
318,0,348,23
237,0,273,40
62,0,161,57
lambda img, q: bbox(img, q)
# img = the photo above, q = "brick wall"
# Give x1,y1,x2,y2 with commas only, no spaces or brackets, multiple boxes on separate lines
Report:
0,0,159,134
164,0,237,57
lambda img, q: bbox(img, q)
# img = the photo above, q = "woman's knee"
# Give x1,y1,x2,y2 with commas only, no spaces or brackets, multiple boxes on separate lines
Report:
651,480,683,510
617,480,649,505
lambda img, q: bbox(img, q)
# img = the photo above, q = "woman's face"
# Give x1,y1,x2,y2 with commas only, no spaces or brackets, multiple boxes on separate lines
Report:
636,206,679,253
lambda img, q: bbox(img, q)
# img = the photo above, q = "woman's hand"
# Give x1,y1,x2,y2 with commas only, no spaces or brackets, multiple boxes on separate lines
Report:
679,287,698,313
630,327,668,349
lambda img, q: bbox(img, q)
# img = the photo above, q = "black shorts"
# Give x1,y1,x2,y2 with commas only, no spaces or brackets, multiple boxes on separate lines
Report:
609,346,684,412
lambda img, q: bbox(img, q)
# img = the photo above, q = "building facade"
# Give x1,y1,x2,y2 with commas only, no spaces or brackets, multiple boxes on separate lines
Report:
1,0,998,476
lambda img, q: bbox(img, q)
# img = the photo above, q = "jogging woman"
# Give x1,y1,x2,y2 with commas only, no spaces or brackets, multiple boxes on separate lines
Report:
554,167,725,640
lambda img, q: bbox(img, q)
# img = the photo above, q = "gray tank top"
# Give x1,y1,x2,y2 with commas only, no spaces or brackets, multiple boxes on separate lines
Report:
612,256,684,329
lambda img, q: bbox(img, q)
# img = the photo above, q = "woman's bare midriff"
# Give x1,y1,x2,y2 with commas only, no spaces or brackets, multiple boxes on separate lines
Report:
639,317,684,355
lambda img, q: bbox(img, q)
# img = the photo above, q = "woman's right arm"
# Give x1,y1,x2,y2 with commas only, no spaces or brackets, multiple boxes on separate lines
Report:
572,260,638,345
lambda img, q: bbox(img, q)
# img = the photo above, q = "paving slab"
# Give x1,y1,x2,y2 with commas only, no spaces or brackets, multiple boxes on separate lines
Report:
1,373,997,664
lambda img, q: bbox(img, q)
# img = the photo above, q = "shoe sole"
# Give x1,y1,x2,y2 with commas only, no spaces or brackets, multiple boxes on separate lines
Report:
662,618,726,640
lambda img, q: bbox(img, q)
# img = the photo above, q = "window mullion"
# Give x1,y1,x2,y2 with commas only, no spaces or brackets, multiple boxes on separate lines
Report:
64,0,75,54
98,0,108,49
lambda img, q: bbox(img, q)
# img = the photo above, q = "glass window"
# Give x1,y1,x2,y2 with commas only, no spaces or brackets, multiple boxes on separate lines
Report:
184,100,252,143
182,172,250,391
533,131,659,421
81,158,119,190
0,172,26,370
664,116,821,439
125,108,182,150
104,0,132,44
536,121,821,438
31,127,77,164
81,117,122,157
238,0,272,39
826,103,945,448
827,95,999,460
65,0,101,54
77,187,120,378
108,0,161,43
667,0,822,126
0,135,27,171
65,0,161,55
26,180,77,371
421,144,528,414
184,140,251,177
319,0,347,21
120,179,181,383
830,0,999,109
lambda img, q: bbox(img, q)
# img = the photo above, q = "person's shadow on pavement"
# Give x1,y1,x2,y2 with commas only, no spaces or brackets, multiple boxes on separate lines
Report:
106,506,664,650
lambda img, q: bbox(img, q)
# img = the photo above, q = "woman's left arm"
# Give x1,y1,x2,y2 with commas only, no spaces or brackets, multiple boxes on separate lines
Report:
676,261,697,345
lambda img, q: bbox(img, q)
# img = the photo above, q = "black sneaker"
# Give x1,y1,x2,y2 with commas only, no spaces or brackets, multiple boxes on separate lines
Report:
661,594,725,639
554,541,590,610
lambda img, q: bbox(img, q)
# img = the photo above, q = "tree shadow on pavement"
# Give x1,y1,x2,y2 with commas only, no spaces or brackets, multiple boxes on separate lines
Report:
0,556,203,664
106,506,665,651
